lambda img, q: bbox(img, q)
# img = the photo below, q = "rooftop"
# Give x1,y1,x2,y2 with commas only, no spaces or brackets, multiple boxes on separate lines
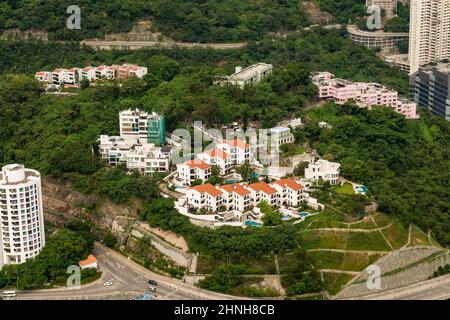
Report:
189,183,223,197
229,63,273,81
221,183,251,196
272,178,303,191
248,182,278,195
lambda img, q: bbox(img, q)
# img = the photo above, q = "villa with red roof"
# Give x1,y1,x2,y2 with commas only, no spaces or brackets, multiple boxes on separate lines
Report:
79,254,98,270
197,148,232,175
176,159,212,186
184,178,307,213
217,139,251,165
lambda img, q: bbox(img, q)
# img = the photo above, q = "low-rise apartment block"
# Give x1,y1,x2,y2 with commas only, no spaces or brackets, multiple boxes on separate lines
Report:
35,64,147,88
185,178,306,213
197,148,233,175
176,160,212,186
99,135,170,174
216,63,273,89
217,139,251,165
313,72,419,119
305,159,340,185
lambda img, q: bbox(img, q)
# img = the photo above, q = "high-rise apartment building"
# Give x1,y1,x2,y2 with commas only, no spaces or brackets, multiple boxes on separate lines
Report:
366,0,397,18
410,63,450,121
409,0,450,74
0,164,46,269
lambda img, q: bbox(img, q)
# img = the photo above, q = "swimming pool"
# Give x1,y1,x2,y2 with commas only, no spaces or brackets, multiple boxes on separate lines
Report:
245,220,261,227
225,179,239,184
282,215,291,221
299,211,310,217
355,185,368,193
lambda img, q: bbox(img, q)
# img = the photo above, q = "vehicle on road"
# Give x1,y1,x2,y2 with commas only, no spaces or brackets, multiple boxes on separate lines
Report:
2,291,17,298
148,279,158,286
103,281,113,287
146,286,156,292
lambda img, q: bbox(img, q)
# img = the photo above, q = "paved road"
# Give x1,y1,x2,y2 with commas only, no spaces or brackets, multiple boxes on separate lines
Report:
16,243,245,300
80,40,247,50
341,274,450,300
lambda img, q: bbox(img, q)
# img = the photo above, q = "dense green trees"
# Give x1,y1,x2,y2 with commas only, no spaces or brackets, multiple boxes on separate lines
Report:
307,102,450,245
0,0,309,42
0,229,93,289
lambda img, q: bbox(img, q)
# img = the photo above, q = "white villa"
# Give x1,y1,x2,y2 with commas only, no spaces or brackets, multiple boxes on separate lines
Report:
176,160,212,186
305,159,341,185
98,135,170,174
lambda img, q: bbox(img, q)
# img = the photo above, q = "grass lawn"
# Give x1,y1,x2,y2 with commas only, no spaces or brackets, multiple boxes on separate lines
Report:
196,254,276,275
345,232,391,251
349,218,377,229
333,182,355,195
322,272,354,296
298,230,348,250
231,277,279,297
372,213,393,227
306,211,348,229
308,251,345,270
380,221,409,249
409,225,431,247
341,252,384,271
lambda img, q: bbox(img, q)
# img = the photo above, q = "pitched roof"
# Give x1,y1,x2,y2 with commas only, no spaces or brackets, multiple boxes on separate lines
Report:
183,159,211,170
189,183,223,197
248,182,277,195
272,178,303,191
79,254,97,267
206,148,230,159
221,183,251,196
35,72,48,76
224,139,250,149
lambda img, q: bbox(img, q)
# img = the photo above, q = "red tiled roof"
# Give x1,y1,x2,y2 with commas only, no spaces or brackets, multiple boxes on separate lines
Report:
221,183,251,196
206,148,230,159
225,139,250,149
183,159,211,170
248,182,277,195
35,72,48,76
272,178,303,191
79,254,97,267
189,183,223,197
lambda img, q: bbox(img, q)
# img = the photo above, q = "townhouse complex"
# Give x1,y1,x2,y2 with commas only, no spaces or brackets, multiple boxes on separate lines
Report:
99,109,172,174
0,164,45,269
176,139,251,186
408,0,450,74
215,63,273,89
35,64,148,88
186,178,306,213
410,63,450,121
313,72,419,119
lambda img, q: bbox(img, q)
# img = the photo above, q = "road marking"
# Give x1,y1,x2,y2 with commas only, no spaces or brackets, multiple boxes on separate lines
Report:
162,288,179,299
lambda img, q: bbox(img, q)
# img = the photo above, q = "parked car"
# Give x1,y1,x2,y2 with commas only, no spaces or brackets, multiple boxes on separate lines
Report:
146,286,156,292
148,279,158,286
103,281,113,287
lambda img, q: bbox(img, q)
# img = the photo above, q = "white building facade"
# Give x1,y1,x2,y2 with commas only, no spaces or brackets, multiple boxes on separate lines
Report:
305,159,341,185
409,0,450,74
0,164,46,269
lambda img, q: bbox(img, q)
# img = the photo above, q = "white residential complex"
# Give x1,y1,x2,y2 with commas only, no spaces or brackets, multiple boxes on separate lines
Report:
186,178,306,213
98,109,170,174
99,135,171,174
35,64,148,87
305,159,341,185
0,164,45,269
217,63,273,89
176,139,251,186
408,0,450,74
366,0,397,18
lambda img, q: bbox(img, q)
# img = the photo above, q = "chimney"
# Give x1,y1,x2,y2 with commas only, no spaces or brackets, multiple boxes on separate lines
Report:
235,66,242,73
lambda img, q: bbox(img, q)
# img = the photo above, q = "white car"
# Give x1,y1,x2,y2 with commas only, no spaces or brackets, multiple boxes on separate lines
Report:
103,281,113,287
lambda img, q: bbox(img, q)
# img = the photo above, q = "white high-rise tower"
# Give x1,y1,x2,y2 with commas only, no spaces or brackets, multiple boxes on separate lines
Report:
409,0,450,74
0,164,46,269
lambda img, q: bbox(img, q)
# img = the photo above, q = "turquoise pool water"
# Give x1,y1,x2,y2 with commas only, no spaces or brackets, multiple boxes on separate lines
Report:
245,220,261,227
355,185,368,193
225,179,239,184
282,215,290,220
299,212,310,217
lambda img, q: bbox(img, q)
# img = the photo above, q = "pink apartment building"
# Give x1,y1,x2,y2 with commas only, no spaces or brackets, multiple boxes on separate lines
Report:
313,72,418,119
